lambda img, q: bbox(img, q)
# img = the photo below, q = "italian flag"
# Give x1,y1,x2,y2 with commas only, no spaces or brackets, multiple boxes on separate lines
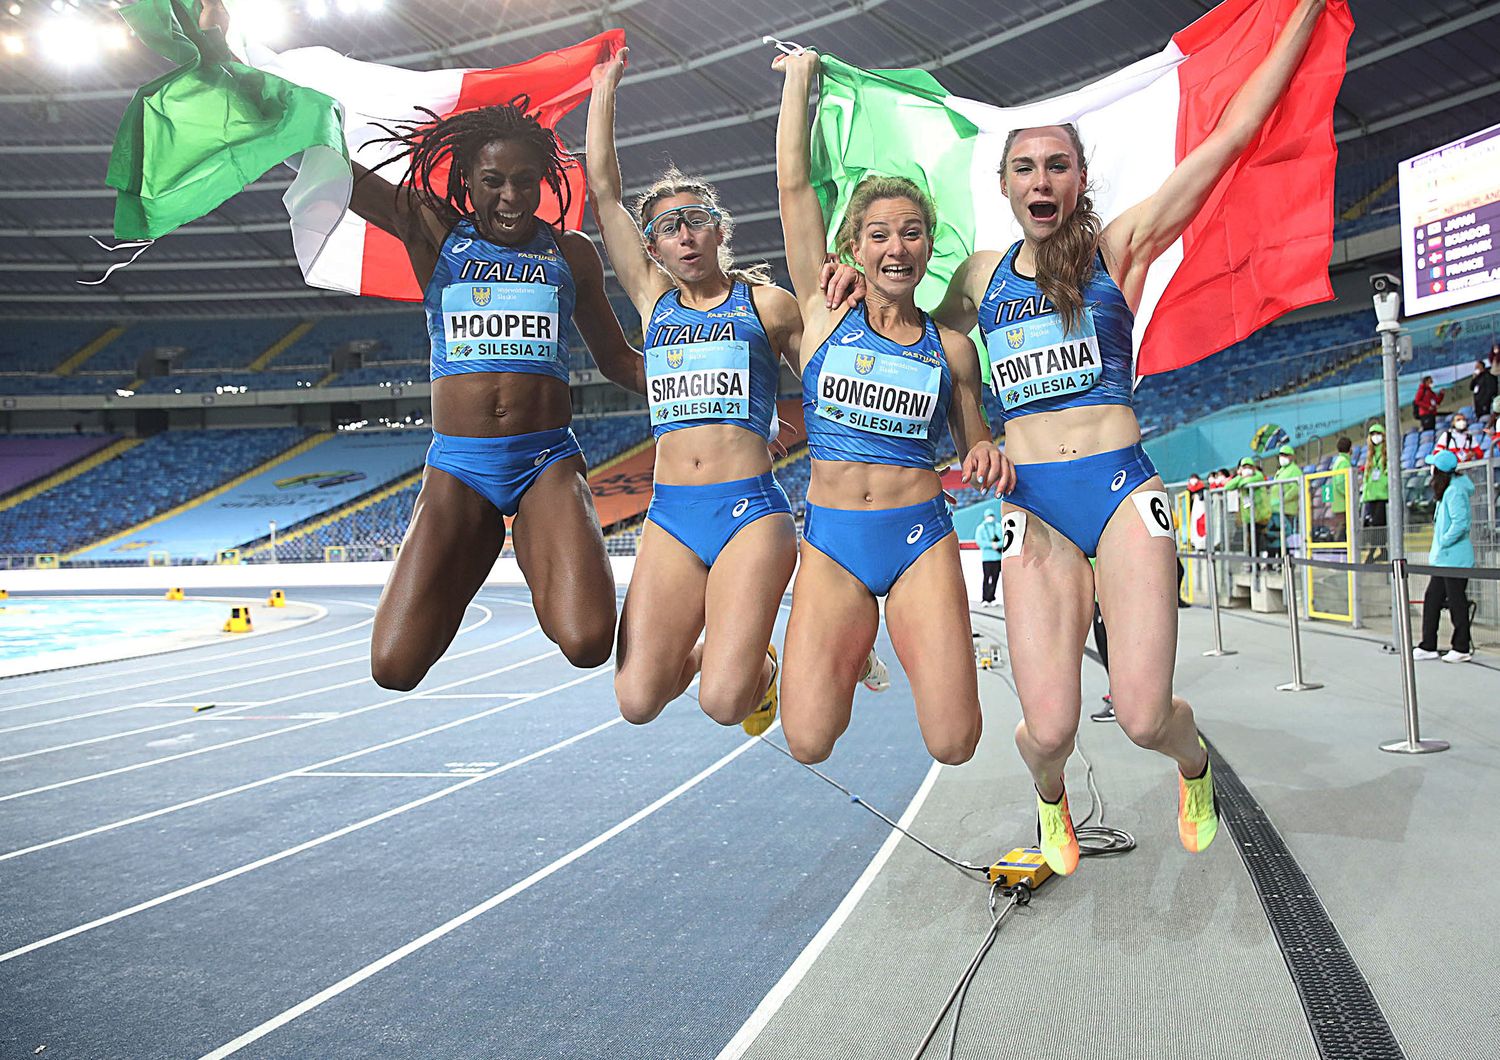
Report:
244,29,624,301
809,0,1354,379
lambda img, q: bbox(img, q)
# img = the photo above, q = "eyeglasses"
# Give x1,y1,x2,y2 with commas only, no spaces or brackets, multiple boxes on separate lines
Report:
643,204,721,238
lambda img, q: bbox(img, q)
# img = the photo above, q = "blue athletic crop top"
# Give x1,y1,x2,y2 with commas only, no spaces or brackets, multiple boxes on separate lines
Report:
803,305,953,469
425,219,579,384
977,241,1135,424
643,280,779,440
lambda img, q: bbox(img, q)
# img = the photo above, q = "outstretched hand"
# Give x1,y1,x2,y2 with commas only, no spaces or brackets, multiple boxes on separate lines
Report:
591,46,628,91
819,260,865,310
198,0,229,35
771,49,819,77
961,441,1014,497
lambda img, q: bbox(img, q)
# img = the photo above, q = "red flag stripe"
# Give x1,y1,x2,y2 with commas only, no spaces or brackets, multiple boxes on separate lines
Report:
1137,0,1353,376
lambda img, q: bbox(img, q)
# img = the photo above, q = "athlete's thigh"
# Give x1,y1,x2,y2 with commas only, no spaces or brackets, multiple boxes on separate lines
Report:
510,454,617,650
1093,477,1180,717
701,513,798,699
780,541,880,742
615,520,709,693
371,468,504,677
998,504,1095,721
885,534,981,755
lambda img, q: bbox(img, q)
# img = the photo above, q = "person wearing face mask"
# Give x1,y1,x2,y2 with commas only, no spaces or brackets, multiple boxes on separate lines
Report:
1226,456,1270,549
975,509,1005,607
1435,412,1481,463
774,47,1014,769
1360,422,1390,563
1271,444,1302,549
1471,360,1497,430
1323,436,1352,539
1414,450,1474,663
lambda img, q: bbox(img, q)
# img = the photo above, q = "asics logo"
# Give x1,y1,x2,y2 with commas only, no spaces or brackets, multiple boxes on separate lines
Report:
906,524,924,545
451,239,472,254
533,448,551,467
732,498,750,518
839,329,866,344
653,309,674,324
1110,470,1128,492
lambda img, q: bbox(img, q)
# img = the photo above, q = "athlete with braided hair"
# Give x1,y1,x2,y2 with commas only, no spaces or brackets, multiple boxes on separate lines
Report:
198,1,644,688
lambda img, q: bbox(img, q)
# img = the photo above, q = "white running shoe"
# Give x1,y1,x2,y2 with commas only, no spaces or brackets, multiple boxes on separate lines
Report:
860,649,890,692
1412,648,1441,661
1441,650,1473,663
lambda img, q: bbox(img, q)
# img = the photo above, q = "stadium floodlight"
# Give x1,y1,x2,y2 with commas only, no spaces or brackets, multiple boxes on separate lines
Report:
102,23,128,50
6,4,20,17
336,0,357,15
236,0,288,45
1,34,22,56
306,0,327,17
39,18,94,65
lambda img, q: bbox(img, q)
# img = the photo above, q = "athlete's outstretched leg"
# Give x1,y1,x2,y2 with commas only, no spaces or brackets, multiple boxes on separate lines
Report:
779,542,879,764
370,468,505,691
884,534,981,765
613,522,709,725
1094,479,1208,777
698,514,797,726
510,455,618,668
998,506,1095,800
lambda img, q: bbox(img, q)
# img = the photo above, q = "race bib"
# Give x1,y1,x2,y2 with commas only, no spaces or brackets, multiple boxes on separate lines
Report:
1000,511,1027,560
646,341,750,425
987,307,1101,411
814,346,943,439
442,282,560,365
1132,491,1176,539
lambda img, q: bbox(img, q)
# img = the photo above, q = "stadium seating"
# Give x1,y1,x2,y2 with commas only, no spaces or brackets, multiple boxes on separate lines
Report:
0,427,309,558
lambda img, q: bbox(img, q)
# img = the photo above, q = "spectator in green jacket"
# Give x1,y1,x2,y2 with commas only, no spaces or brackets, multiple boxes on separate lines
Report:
1360,421,1390,562
1322,436,1352,540
1269,443,1302,549
1226,456,1269,549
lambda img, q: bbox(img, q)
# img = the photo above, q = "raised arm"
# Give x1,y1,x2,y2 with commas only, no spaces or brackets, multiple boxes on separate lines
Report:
558,229,646,396
942,328,1012,495
198,0,447,287
1102,0,1327,305
775,51,835,320
586,50,672,316
932,251,996,336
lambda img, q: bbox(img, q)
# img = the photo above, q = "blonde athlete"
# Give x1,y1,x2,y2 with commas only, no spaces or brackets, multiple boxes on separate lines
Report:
775,49,1013,766
829,0,1331,872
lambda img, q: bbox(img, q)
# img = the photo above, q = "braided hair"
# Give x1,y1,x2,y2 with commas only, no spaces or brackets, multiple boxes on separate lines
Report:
365,95,576,228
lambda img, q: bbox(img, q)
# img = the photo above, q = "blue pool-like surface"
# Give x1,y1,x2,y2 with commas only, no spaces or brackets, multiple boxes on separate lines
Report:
0,596,232,665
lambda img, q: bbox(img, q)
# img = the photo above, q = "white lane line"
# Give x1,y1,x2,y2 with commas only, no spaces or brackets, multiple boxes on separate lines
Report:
0,649,587,861
714,759,944,1060
197,723,770,1059
0,606,501,760
0,626,545,804
408,693,537,700
0,596,497,714
0,701,258,736
0,608,379,712
0,681,619,967
294,772,474,779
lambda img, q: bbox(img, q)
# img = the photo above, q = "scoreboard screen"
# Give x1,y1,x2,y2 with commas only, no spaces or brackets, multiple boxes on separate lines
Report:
1398,121,1500,317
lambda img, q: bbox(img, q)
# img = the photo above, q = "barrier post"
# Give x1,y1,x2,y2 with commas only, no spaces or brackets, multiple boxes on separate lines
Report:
1380,558,1449,754
1277,553,1322,692
1202,550,1236,658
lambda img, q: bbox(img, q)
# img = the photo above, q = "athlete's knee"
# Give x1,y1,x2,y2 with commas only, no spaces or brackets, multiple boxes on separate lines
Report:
1017,712,1077,760
370,651,428,692
1113,694,1174,749
613,674,666,726
696,672,759,727
785,727,835,765
554,623,615,669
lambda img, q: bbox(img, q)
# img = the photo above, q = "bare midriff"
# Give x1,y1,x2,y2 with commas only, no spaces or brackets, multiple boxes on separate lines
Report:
430,373,573,438
806,460,941,510
654,424,774,486
1002,402,1141,464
